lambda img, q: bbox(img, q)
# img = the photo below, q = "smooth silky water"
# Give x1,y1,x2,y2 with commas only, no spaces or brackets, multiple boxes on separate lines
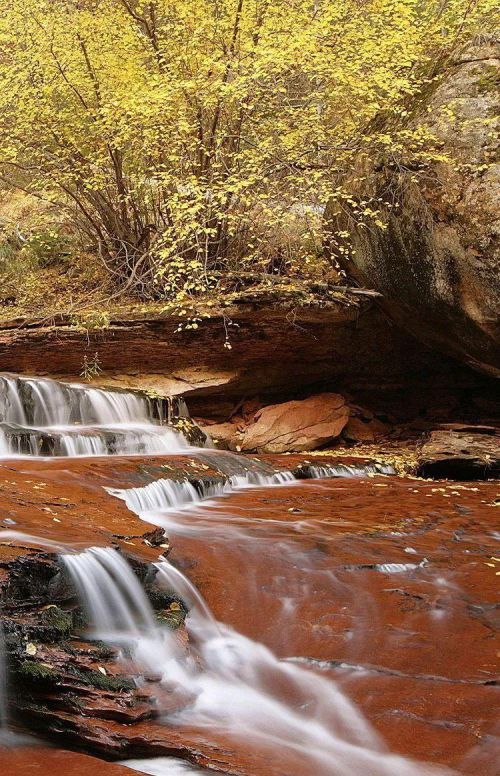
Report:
58,546,452,776
0,374,197,457
105,472,459,776
0,375,454,773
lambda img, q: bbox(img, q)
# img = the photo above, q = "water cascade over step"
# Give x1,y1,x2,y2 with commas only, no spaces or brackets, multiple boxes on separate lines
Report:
107,461,395,519
0,374,203,457
59,546,446,776
0,374,437,774
107,468,296,515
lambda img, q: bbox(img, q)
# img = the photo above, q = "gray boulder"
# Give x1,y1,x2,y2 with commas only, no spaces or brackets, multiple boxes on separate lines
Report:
327,35,500,377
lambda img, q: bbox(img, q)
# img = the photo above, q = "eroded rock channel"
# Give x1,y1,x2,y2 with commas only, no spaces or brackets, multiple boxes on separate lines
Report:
0,376,498,776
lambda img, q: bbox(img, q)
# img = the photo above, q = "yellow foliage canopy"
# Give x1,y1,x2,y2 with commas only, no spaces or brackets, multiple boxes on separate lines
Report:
0,0,496,297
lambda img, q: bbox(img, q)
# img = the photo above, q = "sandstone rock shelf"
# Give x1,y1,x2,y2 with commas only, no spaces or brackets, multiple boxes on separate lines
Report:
0,296,494,422
0,454,497,773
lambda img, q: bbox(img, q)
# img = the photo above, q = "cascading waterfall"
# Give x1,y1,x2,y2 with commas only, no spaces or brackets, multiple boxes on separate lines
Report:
300,463,395,479
61,547,177,677
0,375,441,774
61,547,158,641
0,374,207,457
107,462,394,520
106,468,296,516
60,546,449,776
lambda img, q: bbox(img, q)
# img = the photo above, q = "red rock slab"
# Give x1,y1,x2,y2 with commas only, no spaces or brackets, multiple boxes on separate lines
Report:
0,454,225,562
0,747,135,776
161,476,499,769
0,451,362,560
0,457,498,773
15,711,448,776
167,477,499,667
327,667,500,768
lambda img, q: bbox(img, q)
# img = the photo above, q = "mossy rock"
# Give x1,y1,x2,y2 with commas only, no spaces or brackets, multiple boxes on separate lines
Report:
66,665,135,692
39,606,73,640
156,607,186,630
147,585,187,614
17,660,58,683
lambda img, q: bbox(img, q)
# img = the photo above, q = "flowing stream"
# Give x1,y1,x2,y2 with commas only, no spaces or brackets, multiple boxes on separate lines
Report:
0,374,195,456
59,546,448,776
0,375,462,774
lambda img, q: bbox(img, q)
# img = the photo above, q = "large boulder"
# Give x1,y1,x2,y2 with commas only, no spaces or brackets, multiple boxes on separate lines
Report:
327,35,500,377
417,425,500,480
238,393,349,453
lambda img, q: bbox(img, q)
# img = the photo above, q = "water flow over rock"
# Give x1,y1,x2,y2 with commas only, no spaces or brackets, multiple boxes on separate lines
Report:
108,459,394,518
0,374,203,457
61,548,157,641
124,760,210,775
107,467,295,515
59,546,450,776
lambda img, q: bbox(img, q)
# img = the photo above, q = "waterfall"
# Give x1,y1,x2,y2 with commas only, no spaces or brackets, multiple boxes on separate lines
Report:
106,468,296,516
60,547,447,776
298,463,396,479
0,374,208,457
60,548,183,676
61,547,157,641
107,461,394,520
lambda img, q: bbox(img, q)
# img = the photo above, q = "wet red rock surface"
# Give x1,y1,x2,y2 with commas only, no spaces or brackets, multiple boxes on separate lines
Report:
0,746,134,775
0,454,498,774
161,471,500,771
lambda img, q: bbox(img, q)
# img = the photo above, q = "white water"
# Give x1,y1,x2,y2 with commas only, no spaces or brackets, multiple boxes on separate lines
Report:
124,759,210,775
106,461,394,522
0,375,450,773
107,469,296,516
0,374,202,457
62,547,157,640
60,546,452,776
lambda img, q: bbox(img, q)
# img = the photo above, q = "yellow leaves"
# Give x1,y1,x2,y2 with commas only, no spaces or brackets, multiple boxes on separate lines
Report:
484,557,500,574
0,0,494,299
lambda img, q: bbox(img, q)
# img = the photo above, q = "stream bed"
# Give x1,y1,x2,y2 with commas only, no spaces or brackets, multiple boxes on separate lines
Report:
0,377,498,776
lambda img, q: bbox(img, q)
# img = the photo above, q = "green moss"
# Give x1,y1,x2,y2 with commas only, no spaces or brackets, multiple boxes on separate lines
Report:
39,606,73,640
156,610,186,630
67,665,135,692
18,661,57,682
147,587,186,612
89,672,135,692
66,694,86,711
